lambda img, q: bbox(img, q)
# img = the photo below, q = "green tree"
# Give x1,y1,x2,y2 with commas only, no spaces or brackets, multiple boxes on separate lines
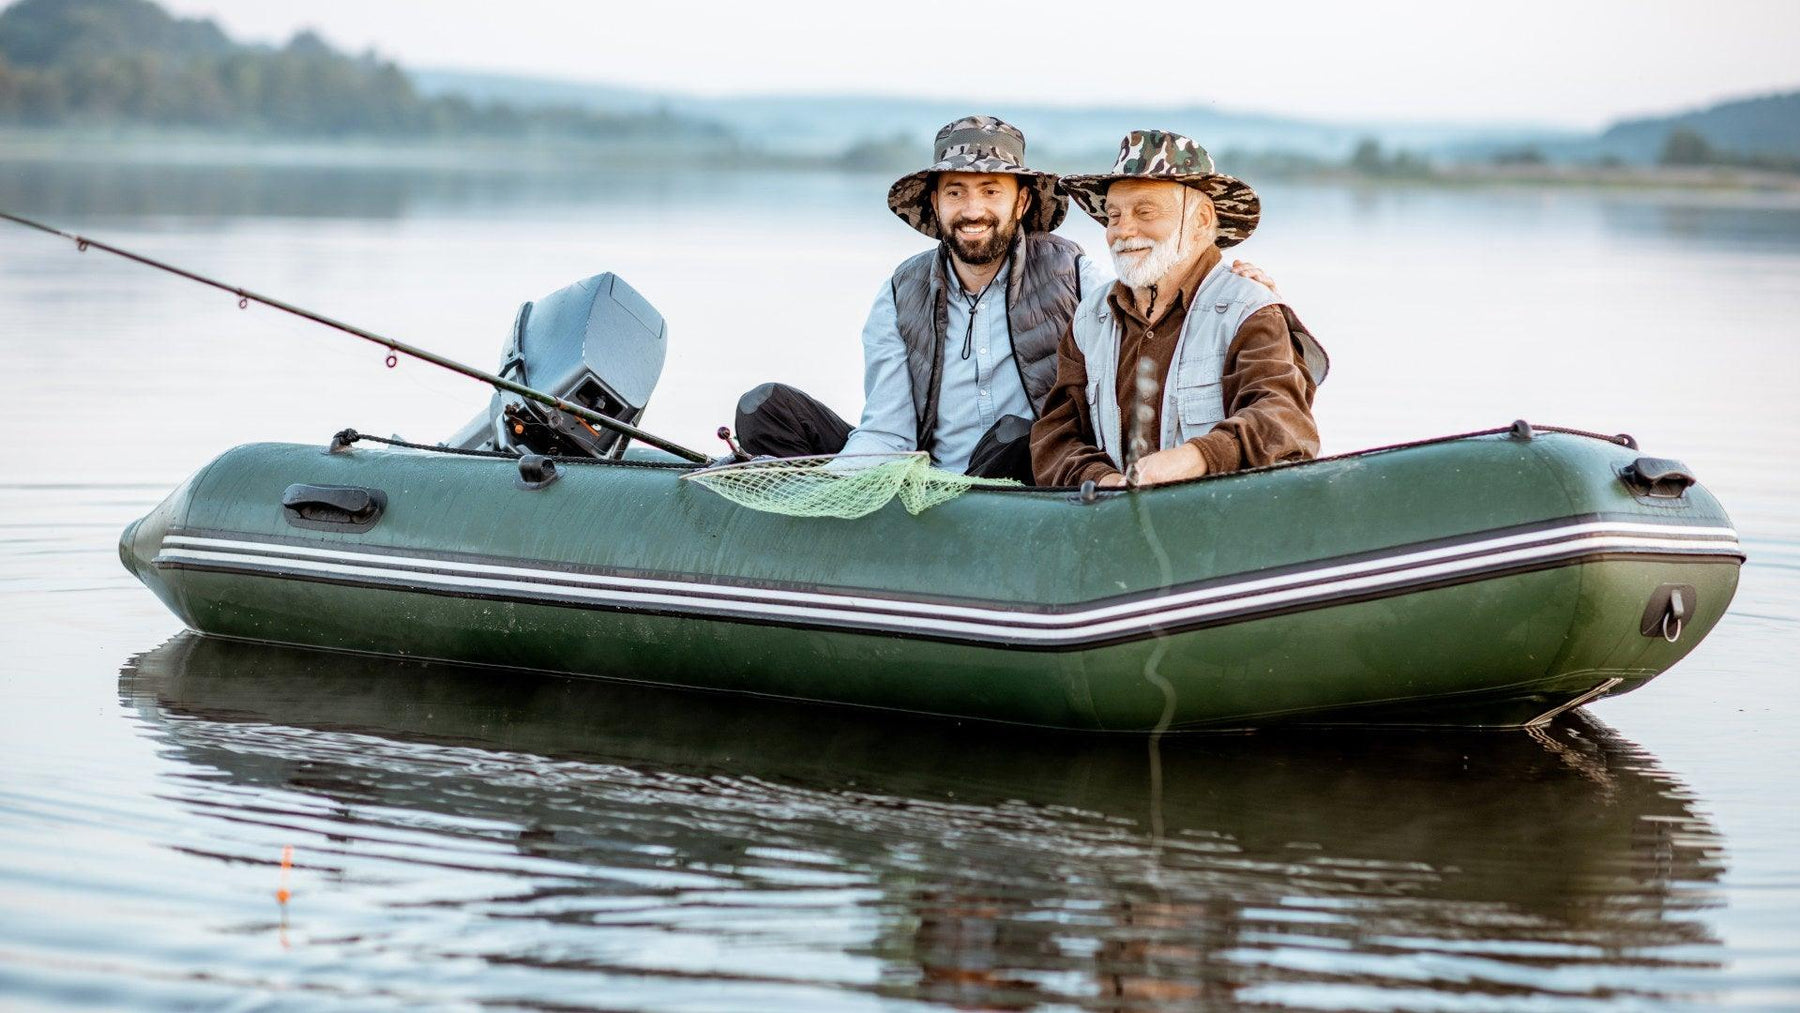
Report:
1659,127,1717,166
1349,137,1385,174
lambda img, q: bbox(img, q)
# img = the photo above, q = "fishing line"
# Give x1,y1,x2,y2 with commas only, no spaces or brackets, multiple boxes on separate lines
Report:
0,209,710,463
1133,490,1179,845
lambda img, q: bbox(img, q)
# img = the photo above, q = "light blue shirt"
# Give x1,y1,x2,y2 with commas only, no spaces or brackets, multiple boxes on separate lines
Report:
842,252,1108,473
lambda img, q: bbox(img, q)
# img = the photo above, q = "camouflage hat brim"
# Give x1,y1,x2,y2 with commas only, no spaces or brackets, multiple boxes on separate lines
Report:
888,152,1069,239
1061,172,1260,249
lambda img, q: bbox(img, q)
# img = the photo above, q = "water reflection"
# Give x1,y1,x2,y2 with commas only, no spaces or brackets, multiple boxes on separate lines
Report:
0,158,861,222
119,634,1725,1010
11,157,1800,259
1594,193,1800,253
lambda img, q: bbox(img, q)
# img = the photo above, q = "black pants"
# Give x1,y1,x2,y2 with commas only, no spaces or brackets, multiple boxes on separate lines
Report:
734,382,1035,484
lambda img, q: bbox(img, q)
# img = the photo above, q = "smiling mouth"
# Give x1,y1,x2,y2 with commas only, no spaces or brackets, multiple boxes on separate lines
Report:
955,222,995,235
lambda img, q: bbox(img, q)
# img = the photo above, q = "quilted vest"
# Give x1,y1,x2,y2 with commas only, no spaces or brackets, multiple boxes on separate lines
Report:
890,230,1084,452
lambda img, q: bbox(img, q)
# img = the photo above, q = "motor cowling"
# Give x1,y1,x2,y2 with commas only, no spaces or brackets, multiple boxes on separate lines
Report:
446,273,666,458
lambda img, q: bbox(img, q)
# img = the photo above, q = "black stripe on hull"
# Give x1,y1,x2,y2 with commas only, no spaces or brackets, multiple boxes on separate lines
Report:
162,512,1743,620
158,547,1739,652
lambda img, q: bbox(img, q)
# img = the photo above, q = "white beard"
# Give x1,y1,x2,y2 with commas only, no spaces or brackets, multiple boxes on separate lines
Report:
1109,235,1185,290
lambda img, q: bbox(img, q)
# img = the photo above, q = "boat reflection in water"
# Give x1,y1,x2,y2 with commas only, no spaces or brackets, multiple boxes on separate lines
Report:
122,634,1726,1010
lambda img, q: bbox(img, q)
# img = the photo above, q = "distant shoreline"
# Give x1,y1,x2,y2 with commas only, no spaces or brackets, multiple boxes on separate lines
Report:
3,128,1798,194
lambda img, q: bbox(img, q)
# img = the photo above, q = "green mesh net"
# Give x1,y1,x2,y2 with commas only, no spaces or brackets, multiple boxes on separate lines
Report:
681,452,1018,519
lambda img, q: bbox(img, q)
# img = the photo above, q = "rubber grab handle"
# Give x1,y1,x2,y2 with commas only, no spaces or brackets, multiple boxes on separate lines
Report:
282,483,386,528
1620,457,1697,498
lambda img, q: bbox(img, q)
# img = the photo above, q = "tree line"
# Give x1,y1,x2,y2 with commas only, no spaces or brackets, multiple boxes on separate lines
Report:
0,0,725,142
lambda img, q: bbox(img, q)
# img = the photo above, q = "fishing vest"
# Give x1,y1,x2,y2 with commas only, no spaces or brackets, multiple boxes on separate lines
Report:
1073,260,1300,471
891,230,1084,452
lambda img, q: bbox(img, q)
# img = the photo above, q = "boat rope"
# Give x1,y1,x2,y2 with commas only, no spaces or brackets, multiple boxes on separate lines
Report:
0,209,711,464
1341,422,1636,460
326,429,696,470
1531,424,1637,449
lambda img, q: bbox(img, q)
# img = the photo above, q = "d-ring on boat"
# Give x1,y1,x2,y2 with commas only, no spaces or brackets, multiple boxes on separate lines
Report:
115,273,1742,732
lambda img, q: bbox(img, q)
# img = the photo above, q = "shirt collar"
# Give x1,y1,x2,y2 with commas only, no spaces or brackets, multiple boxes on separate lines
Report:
938,238,1014,302
1108,243,1222,328
957,254,1009,303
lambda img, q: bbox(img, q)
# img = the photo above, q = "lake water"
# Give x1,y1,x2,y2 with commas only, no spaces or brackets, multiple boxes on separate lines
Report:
1,157,1797,1010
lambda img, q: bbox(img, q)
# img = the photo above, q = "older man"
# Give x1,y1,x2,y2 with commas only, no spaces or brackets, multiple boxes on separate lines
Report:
1031,131,1329,487
735,117,1278,482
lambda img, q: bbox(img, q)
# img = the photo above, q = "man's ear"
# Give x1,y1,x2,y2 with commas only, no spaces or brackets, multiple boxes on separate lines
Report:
1196,192,1218,231
1015,184,1033,224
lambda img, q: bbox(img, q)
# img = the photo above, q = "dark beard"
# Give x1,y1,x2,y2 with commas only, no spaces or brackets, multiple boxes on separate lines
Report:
943,214,1017,266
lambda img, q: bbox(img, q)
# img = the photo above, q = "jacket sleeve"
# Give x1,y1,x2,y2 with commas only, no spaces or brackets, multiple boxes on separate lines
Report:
1187,305,1321,473
1029,329,1122,487
838,280,919,458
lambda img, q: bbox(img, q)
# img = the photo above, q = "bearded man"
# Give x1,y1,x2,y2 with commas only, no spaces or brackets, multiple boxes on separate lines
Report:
1031,131,1329,488
734,116,1279,482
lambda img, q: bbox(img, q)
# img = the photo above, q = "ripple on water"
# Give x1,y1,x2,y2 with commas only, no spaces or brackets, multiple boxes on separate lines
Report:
0,635,1719,1010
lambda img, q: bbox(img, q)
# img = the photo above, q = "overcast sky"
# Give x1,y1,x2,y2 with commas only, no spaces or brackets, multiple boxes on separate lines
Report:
159,0,1800,129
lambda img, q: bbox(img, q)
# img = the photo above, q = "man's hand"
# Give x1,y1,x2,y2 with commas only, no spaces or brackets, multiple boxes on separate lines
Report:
1231,259,1279,295
1131,444,1208,486
1097,472,1128,488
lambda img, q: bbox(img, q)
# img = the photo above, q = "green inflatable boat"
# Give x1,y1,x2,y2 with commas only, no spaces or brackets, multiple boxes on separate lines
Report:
119,424,1742,732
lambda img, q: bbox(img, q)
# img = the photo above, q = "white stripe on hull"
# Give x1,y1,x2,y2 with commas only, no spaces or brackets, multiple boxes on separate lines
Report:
154,522,1742,646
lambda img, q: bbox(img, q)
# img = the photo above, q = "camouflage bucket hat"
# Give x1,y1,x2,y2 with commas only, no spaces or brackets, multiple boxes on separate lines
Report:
1061,130,1260,248
887,115,1068,239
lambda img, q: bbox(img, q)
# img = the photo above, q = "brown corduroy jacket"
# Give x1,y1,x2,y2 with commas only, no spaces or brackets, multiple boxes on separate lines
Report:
1030,247,1321,487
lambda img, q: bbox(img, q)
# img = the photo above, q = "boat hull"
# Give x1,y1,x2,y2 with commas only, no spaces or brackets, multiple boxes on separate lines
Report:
120,431,1743,730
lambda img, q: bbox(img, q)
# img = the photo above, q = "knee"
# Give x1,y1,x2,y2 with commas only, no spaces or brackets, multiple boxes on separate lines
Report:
736,382,792,422
990,414,1034,444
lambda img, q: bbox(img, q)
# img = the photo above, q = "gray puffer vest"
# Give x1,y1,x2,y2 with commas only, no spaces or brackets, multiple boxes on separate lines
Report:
890,230,1084,452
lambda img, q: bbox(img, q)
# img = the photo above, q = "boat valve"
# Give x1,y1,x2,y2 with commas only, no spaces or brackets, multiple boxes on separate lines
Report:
516,454,560,490
1639,583,1695,643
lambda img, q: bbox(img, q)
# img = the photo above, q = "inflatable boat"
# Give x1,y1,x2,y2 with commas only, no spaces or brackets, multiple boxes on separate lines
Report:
118,420,1742,731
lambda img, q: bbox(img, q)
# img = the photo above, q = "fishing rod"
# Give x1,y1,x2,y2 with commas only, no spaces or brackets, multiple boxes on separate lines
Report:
0,210,711,464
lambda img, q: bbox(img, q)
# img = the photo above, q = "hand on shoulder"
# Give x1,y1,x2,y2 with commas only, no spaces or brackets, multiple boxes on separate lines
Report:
1230,259,1280,296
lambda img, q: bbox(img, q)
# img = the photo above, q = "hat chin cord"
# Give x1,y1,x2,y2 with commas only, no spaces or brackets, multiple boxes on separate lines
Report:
1178,189,1188,256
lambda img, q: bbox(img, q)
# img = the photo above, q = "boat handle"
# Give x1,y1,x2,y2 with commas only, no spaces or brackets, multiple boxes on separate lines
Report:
282,483,386,530
1619,457,1696,498
1639,583,1695,642
516,454,560,490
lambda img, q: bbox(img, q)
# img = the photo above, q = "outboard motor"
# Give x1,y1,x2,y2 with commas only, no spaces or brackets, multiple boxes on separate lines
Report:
447,273,665,458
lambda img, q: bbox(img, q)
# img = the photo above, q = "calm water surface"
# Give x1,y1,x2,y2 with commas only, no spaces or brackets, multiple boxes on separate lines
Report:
1,159,1797,1010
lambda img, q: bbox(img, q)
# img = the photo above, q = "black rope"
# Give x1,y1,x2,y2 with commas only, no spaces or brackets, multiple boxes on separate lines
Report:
328,429,700,470
1533,424,1637,449
1026,423,1636,494
1315,423,1633,464
324,422,1634,489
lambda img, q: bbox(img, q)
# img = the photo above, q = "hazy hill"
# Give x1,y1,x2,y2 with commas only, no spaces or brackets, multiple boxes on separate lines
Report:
0,0,726,144
0,0,227,67
1596,90,1800,162
414,68,1579,167
5,0,1792,175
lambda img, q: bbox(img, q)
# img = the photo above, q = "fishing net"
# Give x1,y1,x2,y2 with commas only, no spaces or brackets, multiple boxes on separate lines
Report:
682,452,1017,519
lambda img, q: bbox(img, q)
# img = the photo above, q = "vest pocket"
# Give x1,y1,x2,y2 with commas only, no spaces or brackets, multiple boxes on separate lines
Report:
1176,382,1226,437
1176,355,1225,389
